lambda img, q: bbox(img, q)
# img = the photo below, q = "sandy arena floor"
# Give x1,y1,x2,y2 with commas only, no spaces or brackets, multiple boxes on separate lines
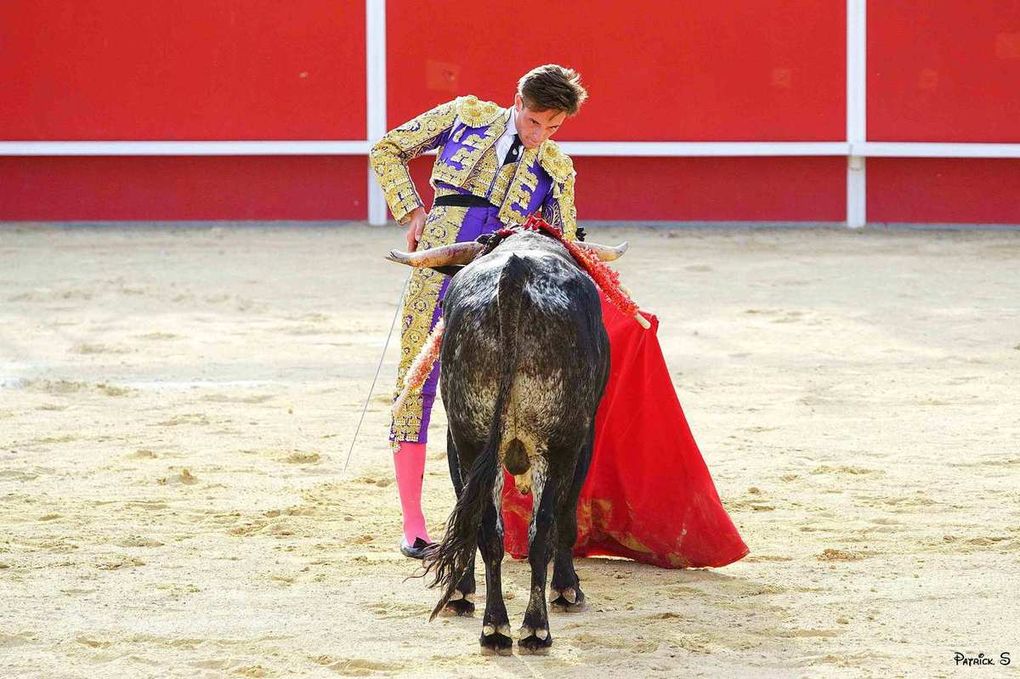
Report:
1,223,1018,678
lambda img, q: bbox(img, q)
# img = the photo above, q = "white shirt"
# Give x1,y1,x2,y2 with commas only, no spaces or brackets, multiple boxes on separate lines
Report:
494,108,519,164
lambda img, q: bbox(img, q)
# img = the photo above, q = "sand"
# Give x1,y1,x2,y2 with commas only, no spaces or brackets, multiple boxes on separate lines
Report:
1,223,1018,678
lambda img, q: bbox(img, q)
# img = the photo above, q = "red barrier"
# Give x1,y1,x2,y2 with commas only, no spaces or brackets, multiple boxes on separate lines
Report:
0,156,367,221
402,156,845,222
0,1,366,140
868,158,1020,224
2,1,1019,224
386,0,845,141
869,1,1020,142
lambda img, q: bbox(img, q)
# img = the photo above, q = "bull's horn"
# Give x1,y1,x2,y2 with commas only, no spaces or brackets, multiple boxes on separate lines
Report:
385,241,484,268
577,241,629,261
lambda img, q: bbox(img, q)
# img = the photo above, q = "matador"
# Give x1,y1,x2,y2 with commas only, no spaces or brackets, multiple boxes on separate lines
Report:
369,65,588,558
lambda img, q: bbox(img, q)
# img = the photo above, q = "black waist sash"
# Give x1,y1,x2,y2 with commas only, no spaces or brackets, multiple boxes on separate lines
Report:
433,194,496,208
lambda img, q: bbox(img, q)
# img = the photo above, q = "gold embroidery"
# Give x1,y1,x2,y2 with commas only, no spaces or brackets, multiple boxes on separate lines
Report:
432,119,504,189
538,140,573,184
455,95,503,128
390,206,468,443
496,148,539,226
370,100,458,223
501,166,538,225
448,133,486,165
488,160,518,207
498,201,529,227
520,165,539,191
538,140,578,240
557,171,579,240
469,149,500,198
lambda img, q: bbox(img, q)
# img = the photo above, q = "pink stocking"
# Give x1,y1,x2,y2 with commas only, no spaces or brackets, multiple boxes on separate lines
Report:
393,442,431,544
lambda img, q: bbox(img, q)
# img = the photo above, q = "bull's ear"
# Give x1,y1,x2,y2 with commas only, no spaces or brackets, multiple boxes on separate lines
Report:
431,265,465,277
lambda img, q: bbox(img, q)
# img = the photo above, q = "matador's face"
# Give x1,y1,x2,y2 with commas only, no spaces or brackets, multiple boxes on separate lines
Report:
513,93,568,150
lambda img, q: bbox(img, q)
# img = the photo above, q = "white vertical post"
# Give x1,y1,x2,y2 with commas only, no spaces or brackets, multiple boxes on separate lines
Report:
366,0,388,225
846,0,867,228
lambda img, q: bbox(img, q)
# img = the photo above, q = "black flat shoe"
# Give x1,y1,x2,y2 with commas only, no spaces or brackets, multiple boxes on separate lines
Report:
400,537,434,559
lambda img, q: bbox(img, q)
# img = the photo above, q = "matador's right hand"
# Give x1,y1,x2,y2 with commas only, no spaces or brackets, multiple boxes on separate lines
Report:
405,207,427,252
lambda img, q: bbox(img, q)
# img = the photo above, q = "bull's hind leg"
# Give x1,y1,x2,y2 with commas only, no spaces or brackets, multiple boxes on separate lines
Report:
551,434,594,612
518,456,557,654
441,431,476,617
478,473,512,655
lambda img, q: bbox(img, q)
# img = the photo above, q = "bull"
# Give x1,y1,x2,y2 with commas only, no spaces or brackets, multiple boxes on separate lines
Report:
387,227,629,654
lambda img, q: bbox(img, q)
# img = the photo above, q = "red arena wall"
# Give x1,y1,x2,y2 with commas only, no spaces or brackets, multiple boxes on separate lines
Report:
387,0,846,223
866,0,1020,225
868,158,1020,225
1,0,366,140
0,155,366,221
386,0,845,142
1,0,1018,225
0,0,367,220
868,1,1020,143
408,156,846,223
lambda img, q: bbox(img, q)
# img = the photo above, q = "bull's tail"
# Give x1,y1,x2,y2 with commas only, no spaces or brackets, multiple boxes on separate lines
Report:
425,254,528,620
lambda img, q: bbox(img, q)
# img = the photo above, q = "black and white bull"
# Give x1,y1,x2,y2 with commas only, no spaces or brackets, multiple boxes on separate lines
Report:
387,229,628,654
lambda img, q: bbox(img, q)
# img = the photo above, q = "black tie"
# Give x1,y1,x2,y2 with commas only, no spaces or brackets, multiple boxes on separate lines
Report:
503,134,523,165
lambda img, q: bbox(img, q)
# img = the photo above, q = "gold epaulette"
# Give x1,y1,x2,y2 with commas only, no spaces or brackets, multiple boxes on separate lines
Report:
539,140,575,184
454,95,504,128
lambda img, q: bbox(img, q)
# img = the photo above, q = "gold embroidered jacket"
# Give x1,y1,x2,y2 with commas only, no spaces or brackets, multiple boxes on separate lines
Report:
370,95,578,238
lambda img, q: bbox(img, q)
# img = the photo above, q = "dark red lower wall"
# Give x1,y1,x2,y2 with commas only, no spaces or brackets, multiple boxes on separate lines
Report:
868,158,1020,224
406,156,846,222
573,157,846,222
0,156,367,221
5,156,1020,225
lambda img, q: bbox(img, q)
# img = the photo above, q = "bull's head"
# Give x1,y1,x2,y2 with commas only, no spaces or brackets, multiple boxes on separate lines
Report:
385,238,629,275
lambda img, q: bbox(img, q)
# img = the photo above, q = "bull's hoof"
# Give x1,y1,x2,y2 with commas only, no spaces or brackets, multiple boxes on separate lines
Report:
518,626,553,655
479,623,513,656
440,591,475,617
550,587,586,613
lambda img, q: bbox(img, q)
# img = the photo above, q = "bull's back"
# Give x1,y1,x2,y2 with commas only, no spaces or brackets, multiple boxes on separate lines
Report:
440,248,609,450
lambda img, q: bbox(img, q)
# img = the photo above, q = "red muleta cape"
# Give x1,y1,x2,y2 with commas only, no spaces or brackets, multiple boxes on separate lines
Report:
501,294,749,568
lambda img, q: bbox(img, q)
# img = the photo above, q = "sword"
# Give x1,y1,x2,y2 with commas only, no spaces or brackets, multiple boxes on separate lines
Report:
342,273,410,475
